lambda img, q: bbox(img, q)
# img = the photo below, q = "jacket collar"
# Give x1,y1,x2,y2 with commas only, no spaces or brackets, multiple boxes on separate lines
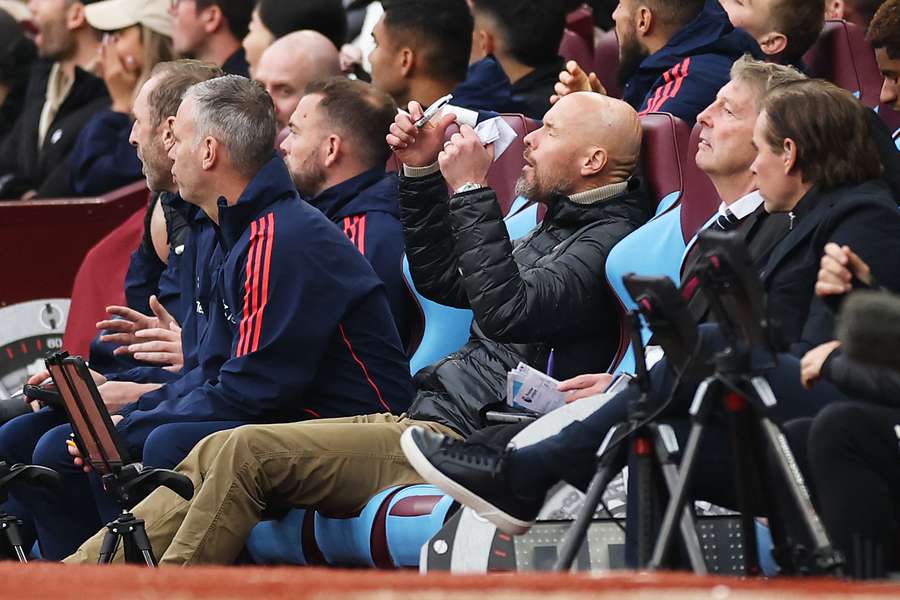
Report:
216,155,298,249
759,186,829,280
309,166,399,221
545,177,645,226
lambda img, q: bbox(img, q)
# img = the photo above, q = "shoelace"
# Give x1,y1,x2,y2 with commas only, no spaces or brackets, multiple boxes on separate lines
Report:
439,438,506,470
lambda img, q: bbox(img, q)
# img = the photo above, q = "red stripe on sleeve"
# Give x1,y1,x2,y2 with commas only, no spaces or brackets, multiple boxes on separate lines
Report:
356,214,366,255
237,219,260,357
250,212,275,354
668,57,691,100
339,323,392,413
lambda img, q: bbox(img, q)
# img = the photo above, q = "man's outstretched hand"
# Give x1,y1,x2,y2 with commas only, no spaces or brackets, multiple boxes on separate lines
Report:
550,60,606,105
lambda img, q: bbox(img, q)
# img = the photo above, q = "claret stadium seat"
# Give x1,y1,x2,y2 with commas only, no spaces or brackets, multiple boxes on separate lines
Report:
559,29,594,75
803,20,885,108
594,28,623,100
565,3,595,51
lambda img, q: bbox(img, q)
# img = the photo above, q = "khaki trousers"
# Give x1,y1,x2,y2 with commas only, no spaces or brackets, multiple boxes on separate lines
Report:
64,413,458,565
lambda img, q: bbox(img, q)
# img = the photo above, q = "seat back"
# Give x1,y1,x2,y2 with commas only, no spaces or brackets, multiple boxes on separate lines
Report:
802,20,885,108
559,29,593,73
680,124,720,244
61,206,146,359
593,29,623,99
605,119,717,374
565,4,594,50
638,112,691,214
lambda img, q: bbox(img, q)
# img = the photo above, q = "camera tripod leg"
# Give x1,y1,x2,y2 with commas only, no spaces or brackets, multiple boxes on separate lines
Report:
129,519,158,567
553,423,630,572
97,528,120,565
648,379,717,570
0,515,28,563
652,425,706,574
724,393,763,576
758,416,843,575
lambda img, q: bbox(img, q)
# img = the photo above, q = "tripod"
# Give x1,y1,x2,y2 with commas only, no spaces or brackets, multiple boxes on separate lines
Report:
0,461,60,563
97,463,194,566
647,344,843,575
553,311,706,573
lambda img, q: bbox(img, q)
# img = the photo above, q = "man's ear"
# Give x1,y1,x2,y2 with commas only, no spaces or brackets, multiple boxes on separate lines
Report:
202,5,224,35
323,134,342,168
782,137,797,174
825,0,845,20
582,147,608,177
399,47,414,78
758,32,788,57
66,1,87,31
479,30,496,57
635,5,654,37
160,119,175,150
201,136,218,171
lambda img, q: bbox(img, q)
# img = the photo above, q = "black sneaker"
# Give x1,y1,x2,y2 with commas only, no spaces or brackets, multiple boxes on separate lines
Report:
400,426,544,535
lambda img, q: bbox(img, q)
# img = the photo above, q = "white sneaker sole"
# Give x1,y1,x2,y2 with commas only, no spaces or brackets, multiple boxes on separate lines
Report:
400,427,535,536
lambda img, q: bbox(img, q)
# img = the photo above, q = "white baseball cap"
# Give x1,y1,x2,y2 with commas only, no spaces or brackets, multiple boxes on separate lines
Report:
85,0,173,38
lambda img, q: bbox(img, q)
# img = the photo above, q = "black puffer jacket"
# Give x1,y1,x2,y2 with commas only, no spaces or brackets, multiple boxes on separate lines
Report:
401,171,648,436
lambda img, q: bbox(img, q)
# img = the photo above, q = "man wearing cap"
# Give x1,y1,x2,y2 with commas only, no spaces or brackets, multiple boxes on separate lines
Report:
68,0,176,195
169,0,251,77
0,0,108,199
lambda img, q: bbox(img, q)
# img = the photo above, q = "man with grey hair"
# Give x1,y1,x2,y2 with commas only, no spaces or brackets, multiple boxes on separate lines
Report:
254,30,343,130
38,74,413,562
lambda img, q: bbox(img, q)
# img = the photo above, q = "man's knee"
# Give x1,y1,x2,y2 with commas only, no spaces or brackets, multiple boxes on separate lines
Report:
0,410,59,462
32,424,76,471
808,402,873,466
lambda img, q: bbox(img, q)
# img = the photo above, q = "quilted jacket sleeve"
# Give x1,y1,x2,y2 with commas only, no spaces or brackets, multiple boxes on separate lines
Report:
399,171,471,308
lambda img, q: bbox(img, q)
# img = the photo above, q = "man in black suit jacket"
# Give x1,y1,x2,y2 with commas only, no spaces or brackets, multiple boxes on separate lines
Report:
396,77,900,552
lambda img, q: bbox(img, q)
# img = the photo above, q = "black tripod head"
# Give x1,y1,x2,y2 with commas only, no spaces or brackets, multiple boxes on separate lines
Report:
0,461,60,503
102,464,194,511
691,230,779,372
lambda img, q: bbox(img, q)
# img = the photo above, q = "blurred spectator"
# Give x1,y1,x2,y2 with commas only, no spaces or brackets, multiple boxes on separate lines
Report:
68,0,175,196
243,0,346,77
254,30,342,130
0,0,109,199
826,0,887,27
721,0,824,65
0,8,37,138
468,0,566,119
169,0,251,76
369,0,480,109
0,0,29,20
868,0,899,114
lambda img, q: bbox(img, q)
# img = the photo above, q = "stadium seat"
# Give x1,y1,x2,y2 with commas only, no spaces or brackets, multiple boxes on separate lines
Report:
638,113,692,213
605,115,717,374
62,206,146,359
594,28,623,100
559,29,594,75
565,4,595,51
245,484,456,568
803,20,885,108
0,181,149,308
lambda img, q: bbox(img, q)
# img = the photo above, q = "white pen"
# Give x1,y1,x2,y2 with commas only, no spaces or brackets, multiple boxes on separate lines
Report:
415,93,453,128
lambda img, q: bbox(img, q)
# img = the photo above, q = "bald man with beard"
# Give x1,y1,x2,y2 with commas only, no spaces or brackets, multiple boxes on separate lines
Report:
65,92,649,566
254,30,342,130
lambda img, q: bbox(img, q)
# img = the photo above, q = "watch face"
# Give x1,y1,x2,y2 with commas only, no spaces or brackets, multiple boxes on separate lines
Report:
0,300,69,399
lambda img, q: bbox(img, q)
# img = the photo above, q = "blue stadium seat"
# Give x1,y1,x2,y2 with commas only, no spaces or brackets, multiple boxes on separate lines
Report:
245,485,455,567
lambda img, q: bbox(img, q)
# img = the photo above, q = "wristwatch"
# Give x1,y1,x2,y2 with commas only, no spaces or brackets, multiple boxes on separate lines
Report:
455,182,484,194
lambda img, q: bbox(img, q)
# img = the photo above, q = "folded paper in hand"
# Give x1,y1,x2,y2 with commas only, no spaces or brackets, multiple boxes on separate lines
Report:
506,362,566,415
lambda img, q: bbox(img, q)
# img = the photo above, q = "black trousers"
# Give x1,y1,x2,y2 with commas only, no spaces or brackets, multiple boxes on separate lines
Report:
784,402,900,579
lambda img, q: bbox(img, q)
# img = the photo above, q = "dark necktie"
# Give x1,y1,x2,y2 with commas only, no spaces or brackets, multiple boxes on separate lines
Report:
715,209,739,231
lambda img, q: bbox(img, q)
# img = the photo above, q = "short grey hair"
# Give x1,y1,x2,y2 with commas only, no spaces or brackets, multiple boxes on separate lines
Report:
183,75,276,177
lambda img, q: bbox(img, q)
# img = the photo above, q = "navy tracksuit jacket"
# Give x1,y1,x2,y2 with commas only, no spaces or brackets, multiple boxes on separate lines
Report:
308,167,410,347
624,0,759,124
116,157,413,452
